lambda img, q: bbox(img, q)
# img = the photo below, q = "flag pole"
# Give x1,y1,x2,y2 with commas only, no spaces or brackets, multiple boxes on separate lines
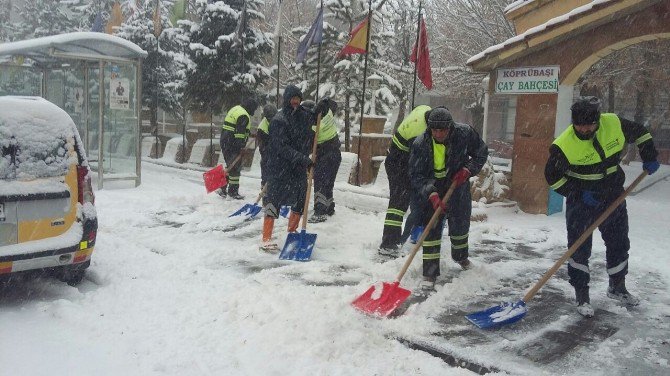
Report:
275,0,283,108
410,1,422,110
240,0,247,73
315,0,323,102
356,0,373,186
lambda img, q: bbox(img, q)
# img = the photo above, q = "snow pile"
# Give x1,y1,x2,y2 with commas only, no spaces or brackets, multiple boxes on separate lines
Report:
471,157,511,203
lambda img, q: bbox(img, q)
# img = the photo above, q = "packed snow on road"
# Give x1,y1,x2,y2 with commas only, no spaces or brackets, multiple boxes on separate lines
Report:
1,162,669,375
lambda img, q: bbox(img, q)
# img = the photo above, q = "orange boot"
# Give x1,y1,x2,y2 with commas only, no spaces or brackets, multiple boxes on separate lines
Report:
260,216,279,253
287,211,301,233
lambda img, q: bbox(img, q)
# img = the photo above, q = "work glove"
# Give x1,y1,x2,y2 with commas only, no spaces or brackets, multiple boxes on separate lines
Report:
452,167,471,187
643,160,660,175
581,191,601,207
428,192,447,212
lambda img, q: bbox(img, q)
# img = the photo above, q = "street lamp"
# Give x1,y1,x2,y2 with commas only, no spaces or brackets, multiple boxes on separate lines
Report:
367,74,382,116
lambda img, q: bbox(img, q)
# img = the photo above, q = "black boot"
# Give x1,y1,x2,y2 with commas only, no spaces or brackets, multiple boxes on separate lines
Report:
607,276,640,305
228,188,244,200
575,286,594,318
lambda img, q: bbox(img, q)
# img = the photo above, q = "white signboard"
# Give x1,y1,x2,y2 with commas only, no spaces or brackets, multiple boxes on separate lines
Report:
495,66,559,94
110,78,130,110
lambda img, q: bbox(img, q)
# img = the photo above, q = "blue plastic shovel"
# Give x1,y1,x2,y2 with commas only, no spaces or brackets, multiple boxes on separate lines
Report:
466,171,648,329
229,183,267,219
279,113,322,262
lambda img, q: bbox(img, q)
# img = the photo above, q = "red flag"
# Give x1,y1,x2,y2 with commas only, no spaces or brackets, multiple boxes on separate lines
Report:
337,16,369,58
410,17,432,90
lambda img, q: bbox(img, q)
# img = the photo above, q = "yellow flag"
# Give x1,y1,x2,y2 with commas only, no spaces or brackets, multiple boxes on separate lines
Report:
105,2,124,34
337,17,369,58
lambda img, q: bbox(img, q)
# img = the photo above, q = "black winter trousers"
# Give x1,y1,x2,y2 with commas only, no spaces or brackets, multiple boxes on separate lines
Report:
381,159,417,248
421,182,472,279
313,139,341,215
221,134,242,195
565,193,630,289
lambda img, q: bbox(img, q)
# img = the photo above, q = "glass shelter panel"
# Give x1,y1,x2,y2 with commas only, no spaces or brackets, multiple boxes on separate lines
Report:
0,65,41,96
101,63,138,180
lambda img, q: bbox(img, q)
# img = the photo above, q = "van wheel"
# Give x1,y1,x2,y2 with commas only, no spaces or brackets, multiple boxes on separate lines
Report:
56,261,89,286
63,269,86,286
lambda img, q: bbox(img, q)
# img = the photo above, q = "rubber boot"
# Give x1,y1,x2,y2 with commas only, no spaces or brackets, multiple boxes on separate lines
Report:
575,286,594,318
287,211,301,233
260,216,279,253
607,276,640,306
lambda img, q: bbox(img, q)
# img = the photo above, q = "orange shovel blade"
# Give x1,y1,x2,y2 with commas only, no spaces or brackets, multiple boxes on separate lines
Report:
351,281,411,317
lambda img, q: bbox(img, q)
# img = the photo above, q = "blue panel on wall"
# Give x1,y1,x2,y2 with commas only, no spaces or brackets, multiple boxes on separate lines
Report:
547,189,563,215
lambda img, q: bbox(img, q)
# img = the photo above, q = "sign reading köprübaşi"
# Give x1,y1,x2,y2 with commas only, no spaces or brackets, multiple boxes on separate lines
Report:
495,66,559,94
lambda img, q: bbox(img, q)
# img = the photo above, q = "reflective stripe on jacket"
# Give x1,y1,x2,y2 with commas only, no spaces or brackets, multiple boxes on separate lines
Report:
258,117,270,135
312,110,339,144
222,105,251,140
391,105,431,153
551,113,624,189
432,138,447,178
545,113,657,196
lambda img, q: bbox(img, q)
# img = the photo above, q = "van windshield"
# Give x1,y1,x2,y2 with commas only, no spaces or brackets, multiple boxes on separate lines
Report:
0,132,73,180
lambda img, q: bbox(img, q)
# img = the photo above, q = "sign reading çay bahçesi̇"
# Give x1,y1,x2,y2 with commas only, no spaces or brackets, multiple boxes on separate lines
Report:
495,66,559,94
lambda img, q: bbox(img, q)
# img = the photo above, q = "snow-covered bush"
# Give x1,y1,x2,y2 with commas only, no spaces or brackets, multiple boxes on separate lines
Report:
470,156,510,203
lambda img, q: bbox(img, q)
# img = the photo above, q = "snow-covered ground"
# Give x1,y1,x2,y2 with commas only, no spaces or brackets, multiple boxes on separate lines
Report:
1,162,669,375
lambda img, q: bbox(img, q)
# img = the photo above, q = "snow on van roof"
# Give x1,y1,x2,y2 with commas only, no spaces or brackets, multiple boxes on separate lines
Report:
0,96,80,180
0,96,77,139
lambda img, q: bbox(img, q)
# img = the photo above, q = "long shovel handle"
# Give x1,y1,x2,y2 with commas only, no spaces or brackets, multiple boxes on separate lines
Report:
299,113,323,231
522,170,648,303
253,183,268,205
396,181,458,283
229,154,243,170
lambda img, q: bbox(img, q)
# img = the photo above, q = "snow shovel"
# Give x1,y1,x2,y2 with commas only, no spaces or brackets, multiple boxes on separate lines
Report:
203,164,227,193
229,183,268,218
352,181,459,317
279,113,322,262
203,154,242,193
466,170,649,329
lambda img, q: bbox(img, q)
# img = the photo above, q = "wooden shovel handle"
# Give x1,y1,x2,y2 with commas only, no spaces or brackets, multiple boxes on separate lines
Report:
227,154,243,171
253,183,268,205
522,170,648,303
396,181,458,283
300,113,323,230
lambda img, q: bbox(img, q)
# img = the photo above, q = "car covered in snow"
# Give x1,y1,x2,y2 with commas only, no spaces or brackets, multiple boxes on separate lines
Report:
0,96,97,285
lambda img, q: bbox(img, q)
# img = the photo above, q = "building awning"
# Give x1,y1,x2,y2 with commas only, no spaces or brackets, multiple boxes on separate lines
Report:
0,32,147,65
467,0,655,72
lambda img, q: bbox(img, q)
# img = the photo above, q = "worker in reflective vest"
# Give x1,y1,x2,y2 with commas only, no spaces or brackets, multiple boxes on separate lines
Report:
378,105,431,258
256,104,278,190
301,98,342,223
545,96,660,318
409,107,488,296
220,98,258,199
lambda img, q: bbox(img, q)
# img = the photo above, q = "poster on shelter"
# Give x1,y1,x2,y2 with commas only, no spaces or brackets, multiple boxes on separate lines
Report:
110,78,130,110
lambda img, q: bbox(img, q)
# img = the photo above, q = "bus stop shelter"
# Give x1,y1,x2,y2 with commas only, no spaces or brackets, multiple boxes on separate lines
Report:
0,32,147,188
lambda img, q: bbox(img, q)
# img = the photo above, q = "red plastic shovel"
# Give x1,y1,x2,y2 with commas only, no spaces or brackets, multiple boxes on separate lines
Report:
203,164,227,193
202,154,242,193
352,181,458,317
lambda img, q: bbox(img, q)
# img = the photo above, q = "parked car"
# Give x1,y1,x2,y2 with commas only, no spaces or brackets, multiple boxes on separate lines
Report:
0,96,97,285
